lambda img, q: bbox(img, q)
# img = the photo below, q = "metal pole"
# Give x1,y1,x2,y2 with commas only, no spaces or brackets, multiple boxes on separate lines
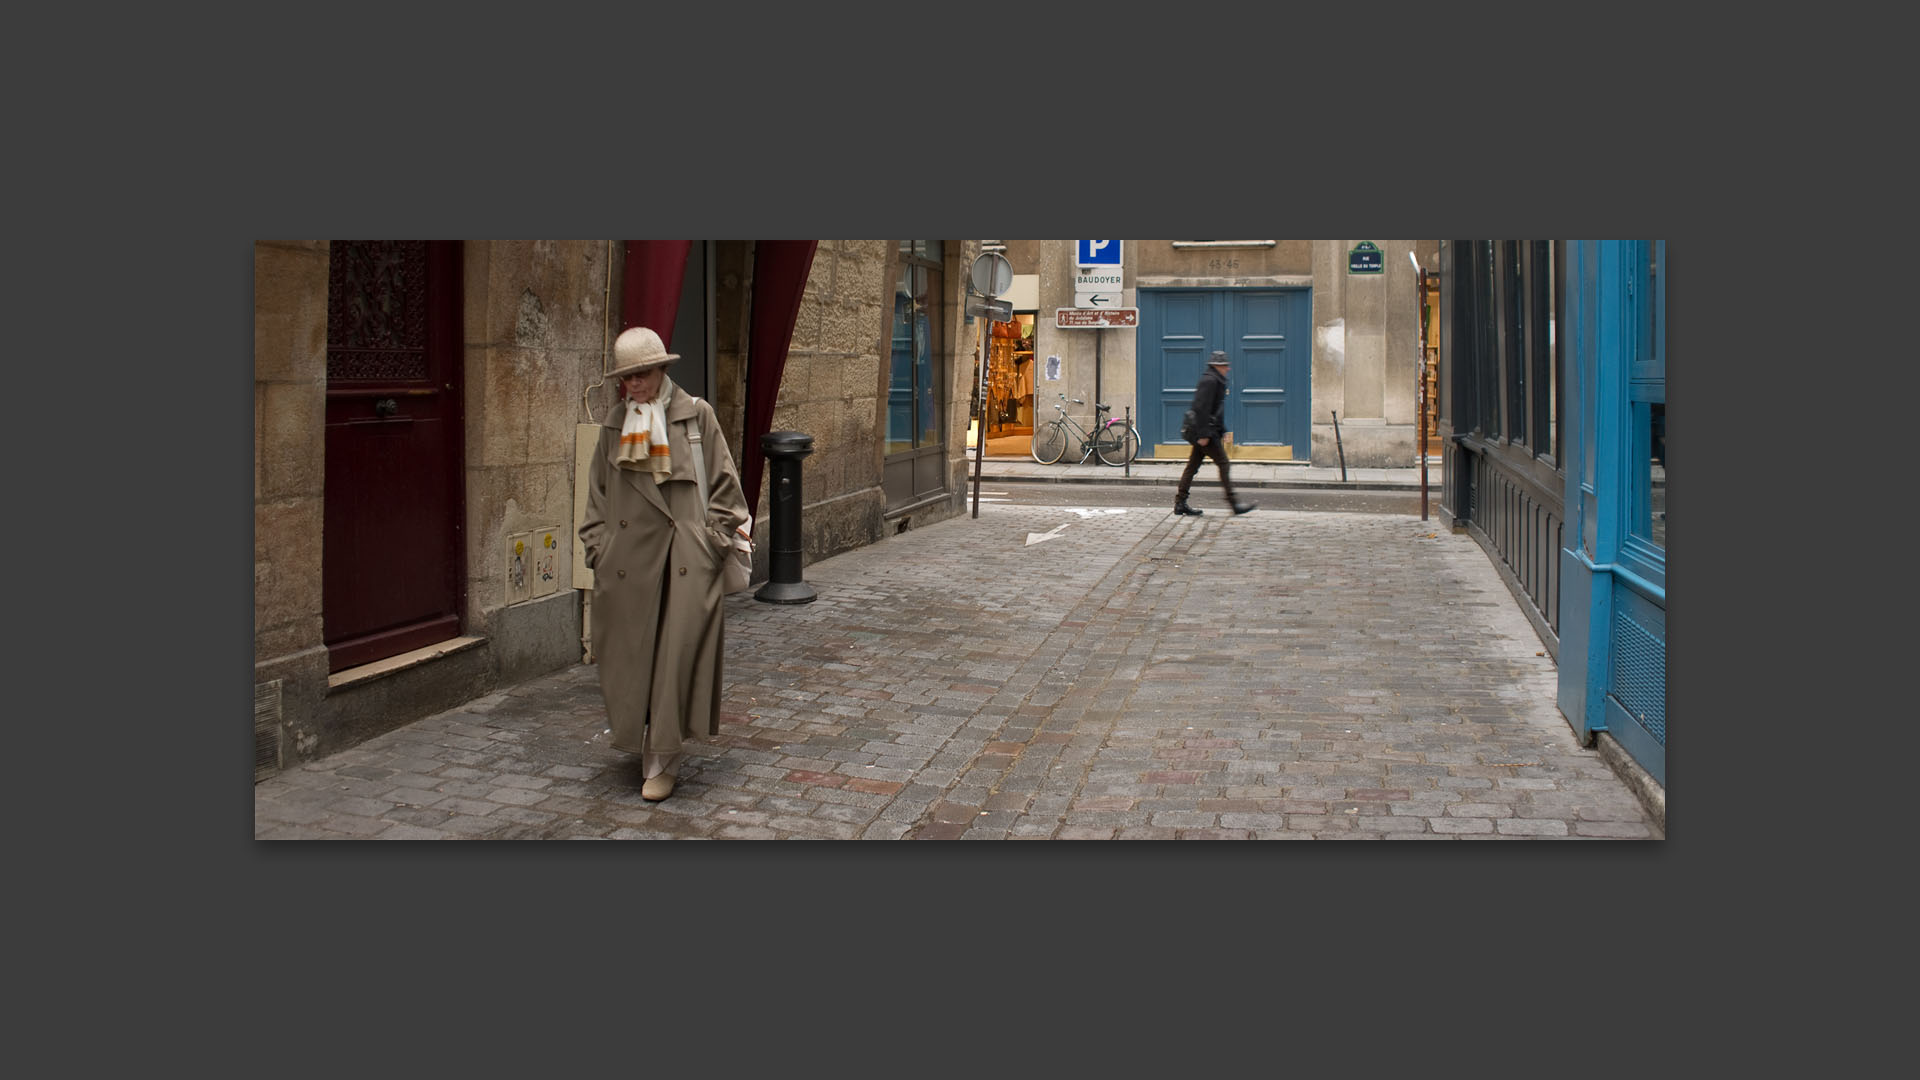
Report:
755,431,817,604
1094,328,1103,411
971,310,987,518
1124,405,1132,477
1419,267,1430,522
1332,410,1347,482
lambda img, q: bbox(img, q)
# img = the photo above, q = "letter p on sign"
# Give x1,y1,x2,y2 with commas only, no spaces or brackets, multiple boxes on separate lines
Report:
1077,240,1122,267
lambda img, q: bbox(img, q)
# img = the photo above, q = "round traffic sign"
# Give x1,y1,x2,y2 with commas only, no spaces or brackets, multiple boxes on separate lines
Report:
970,251,1013,297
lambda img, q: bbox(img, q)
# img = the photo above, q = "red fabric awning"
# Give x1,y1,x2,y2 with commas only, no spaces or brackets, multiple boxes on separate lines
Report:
617,239,816,511
742,241,817,512
617,240,693,399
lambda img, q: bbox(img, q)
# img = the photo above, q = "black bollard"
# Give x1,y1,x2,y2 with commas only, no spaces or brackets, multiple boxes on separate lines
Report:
755,430,817,604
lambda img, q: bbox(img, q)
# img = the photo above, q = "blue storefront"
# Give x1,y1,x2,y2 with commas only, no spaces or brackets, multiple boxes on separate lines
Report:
1557,240,1667,786
1439,240,1666,790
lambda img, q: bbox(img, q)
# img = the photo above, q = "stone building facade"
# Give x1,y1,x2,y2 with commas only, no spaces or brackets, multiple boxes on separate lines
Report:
744,240,982,556
254,240,982,772
986,240,1438,468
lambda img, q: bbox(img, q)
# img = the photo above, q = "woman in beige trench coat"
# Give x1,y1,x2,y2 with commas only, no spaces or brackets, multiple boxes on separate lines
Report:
579,326,750,802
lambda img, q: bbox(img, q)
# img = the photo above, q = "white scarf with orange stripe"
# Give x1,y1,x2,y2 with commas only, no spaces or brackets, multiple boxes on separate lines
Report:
616,376,674,480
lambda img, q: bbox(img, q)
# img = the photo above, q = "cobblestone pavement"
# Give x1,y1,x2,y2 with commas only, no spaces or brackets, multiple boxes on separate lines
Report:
255,502,1662,840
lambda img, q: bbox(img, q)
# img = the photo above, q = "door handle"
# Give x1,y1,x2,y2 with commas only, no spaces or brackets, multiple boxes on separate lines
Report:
374,398,398,418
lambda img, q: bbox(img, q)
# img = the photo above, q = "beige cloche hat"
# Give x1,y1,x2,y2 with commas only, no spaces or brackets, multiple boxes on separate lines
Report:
606,326,680,379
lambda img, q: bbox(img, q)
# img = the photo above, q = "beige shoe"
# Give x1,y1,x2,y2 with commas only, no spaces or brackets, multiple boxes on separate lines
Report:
641,773,677,802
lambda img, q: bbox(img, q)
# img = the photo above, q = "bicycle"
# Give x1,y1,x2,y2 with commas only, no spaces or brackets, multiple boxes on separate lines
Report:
1030,393,1140,467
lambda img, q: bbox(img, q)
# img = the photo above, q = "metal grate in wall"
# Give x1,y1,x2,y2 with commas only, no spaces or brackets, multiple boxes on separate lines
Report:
1609,608,1666,744
255,679,284,782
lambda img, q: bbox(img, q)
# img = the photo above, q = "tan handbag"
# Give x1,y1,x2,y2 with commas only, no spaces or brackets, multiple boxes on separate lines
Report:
687,419,753,594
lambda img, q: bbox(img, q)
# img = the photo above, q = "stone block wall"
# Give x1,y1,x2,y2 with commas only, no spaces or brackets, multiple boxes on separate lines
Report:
462,240,617,636
254,241,329,669
1308,239,1436,468
1133,239,1316,281
939,240,986,512
758,240,937,564
1028,240,1139,432
253,241,332,761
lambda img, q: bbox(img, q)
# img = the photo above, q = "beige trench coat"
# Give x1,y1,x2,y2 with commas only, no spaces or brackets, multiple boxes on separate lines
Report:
579,385,750,757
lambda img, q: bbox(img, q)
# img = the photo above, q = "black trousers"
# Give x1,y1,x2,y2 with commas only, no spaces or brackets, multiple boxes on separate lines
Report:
1176,438,1236,503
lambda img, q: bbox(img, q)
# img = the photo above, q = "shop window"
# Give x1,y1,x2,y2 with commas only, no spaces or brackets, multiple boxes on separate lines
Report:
887,248,944,455
1531,240,1555,462
1644,401,1666,547
1478,241,1500,439
985,313,1035,438
1628,241,1666,554
885,242,949,507
1448,240,1476,435
1504,240,1526,446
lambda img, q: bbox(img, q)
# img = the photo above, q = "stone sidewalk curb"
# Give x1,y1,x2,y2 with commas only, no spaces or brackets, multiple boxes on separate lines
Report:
971,459,1431,492
1596,732,1666,833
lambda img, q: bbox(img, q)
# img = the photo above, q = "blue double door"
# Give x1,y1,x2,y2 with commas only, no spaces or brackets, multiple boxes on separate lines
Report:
1138,288,1312,455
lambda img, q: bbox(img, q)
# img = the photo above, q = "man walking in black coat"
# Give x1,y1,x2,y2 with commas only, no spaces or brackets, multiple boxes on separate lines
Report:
1175,351,1255,516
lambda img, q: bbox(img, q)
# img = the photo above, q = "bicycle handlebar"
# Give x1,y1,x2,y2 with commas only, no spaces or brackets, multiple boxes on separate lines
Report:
1055,392,1113,412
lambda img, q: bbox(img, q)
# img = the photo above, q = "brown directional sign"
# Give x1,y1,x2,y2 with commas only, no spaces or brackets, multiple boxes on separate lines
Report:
1055,307,1139,328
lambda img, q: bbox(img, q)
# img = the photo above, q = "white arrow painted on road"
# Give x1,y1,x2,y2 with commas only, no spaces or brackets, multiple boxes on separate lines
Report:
1063,508,1127,518
1025,523,1071,545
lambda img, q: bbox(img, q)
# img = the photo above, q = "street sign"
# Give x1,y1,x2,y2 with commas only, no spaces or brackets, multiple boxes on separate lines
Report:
1348,241,1384,274
966,295,1013,321
970,251,1013,296
1055,307,1138,328
1074,264,1124,309
1072,267,1122,292
1077,240,1122,267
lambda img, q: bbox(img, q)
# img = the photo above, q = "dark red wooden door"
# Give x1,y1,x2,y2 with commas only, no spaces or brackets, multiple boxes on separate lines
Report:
322,241,465,672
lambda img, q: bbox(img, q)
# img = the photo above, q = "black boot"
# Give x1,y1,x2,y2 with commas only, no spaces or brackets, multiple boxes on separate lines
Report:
1174,498,1202,516
1230,499,1255,515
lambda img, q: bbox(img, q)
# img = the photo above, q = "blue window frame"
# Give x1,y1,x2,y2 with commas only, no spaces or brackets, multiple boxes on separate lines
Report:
1619,240,1666,588
887,242,945,456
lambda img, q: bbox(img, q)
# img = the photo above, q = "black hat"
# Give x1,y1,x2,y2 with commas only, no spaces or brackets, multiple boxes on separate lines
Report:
1208,351,1230,366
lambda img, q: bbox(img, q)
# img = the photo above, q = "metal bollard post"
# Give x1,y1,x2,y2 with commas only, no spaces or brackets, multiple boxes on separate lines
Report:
755,430,817,604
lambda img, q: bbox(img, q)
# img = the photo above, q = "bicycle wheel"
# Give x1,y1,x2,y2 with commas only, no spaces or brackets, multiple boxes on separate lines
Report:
1031,421,1068,465
1096,423,1139,467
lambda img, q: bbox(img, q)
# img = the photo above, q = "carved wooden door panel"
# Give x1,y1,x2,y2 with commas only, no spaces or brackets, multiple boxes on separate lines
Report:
322,241,465,672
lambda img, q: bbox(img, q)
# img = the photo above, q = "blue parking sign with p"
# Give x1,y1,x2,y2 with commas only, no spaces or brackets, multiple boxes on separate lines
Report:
1077,240,1122,267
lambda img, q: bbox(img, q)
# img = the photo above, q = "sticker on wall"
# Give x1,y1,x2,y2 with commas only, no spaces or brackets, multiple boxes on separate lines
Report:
1045,355,1061,381
532,528,559,598
506,531,532,605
